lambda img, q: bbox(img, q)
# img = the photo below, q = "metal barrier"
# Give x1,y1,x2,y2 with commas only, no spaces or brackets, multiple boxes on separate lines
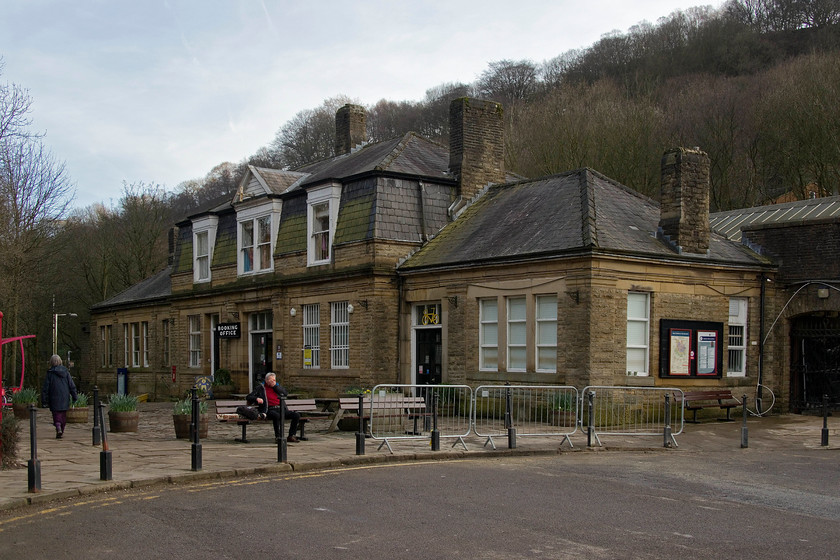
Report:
473,385,579,449
369,384,473,453
582,386,684,447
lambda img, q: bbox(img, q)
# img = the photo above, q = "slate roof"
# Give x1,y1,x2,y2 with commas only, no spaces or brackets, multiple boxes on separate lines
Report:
399,168,767,272
91,266,172,310
293,133,452,189
710,195,840,242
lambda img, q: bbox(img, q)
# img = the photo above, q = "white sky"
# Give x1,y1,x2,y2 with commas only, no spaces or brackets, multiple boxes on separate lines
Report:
1,0,716,210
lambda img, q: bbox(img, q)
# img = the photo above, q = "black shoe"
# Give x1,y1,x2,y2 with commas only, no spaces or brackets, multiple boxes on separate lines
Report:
56,432,63,439
259,413,267,420
287,436,299,443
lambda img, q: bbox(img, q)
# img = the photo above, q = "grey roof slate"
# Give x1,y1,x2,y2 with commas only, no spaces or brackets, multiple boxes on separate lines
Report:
294,133,452,189
91,266,172,309
710,195,840,241
399,169,767,271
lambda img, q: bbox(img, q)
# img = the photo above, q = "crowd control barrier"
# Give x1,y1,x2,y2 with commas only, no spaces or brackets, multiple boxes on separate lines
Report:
582,386,684,447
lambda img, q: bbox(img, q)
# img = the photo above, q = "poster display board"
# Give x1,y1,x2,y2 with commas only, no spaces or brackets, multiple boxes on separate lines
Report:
659,320,723,378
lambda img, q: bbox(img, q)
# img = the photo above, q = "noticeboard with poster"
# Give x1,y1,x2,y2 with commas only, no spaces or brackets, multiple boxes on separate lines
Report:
659,319,723,378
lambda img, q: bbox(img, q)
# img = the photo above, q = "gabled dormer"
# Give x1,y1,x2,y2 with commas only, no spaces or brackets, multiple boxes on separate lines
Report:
233,166,308,276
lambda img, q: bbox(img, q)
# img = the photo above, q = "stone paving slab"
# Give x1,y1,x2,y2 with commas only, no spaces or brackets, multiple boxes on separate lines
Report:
1,402,837,511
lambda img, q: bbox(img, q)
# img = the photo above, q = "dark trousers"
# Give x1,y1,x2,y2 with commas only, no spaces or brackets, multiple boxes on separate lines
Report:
52,410,67,434
266,407,300,438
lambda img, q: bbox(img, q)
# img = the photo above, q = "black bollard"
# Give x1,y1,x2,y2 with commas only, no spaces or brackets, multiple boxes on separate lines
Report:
741,394,749,448
191,387,202,471
355,393,365,456
277,396,288,462
431,392,441,451
99,402,112,480
663,393,672,448
822,394,830,447
27,405,41,493
505,384,516,449
92,385,101,446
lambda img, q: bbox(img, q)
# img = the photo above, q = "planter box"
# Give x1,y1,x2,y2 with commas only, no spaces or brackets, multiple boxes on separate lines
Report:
12,403,33,420
108,410,139,432
173,414,209,439
66,407,90,423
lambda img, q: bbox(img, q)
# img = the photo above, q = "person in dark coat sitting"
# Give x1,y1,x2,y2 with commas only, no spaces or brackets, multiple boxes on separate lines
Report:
246,372,301,443
41,354,78,439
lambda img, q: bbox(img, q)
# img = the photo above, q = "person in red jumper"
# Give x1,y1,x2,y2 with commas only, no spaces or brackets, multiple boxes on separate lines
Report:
246,372,301,442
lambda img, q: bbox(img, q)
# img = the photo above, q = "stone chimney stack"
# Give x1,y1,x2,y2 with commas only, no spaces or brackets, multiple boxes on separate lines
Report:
659,147,711,255
335,104,367,156
449,98,505,202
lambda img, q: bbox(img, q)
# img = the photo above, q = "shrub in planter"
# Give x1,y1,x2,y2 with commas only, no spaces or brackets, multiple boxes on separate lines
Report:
11,387,39,420
67,393,90,423
173,398,209,439
108,393,139,432
1,414,21,469
211,368,234,398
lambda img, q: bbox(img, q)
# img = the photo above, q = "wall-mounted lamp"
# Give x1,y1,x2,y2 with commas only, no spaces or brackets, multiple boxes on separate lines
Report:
357,299,369,310
289,307,297,317
447,296,458,308
347,304,354,314
818,288,830,299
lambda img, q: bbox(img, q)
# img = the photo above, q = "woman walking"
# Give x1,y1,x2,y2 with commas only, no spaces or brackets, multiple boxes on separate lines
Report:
41,354,78,438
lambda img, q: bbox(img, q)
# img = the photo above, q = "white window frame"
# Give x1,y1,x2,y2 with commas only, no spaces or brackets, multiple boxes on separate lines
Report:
626,292,650,376
236,202,279,276
535,295,558,373
123,324,129,367
100,326,107,368
507,297,527,372
479,298,499,371
192,216,218,283
307,185,341,266
142,321,149,367
302,303,321,369
727,297,748,377
330,301,350,368
189,315,202,368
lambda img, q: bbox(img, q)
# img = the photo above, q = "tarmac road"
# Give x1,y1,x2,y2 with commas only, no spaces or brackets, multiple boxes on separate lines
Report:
0,449,838,560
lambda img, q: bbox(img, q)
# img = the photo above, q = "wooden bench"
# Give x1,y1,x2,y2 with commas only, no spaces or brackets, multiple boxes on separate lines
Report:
328,395,429,434
215,398,329,442
674,390,742,423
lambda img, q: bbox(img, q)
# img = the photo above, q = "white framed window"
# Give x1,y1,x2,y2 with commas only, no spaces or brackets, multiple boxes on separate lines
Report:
123,323,131,367
142,321,149,367
307,185,341,266
189,315,202,368
507,297,527,371
100,326,107,368
626,292,650,376
479,298,498,371
331,301,350,368
536,295,558,372
727,297,748,377
192,215,218,283
240,215,273,274
302,303,320,369
195,231,210,281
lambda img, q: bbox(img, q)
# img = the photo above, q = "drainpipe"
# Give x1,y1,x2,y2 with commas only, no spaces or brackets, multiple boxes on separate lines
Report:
758,273,767,411
418,181,427,242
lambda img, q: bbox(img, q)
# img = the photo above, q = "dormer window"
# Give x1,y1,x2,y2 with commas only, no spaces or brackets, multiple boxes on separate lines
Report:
240,214,273,274
307,184,340,266
192,215,218,283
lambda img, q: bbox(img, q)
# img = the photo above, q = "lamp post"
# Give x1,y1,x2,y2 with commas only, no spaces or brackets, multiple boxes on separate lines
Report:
52,312,78,356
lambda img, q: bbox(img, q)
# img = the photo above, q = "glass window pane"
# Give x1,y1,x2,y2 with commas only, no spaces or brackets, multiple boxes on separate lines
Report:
481,299,497,321
483,324,497,346
509,347,526,370
538,348,556,370
481,348,498,370
538,324,556,346
626,348,646,372
627,321,647,346
627,293,648,318
508,297,526,320
509,323,526,345
536,296,557,319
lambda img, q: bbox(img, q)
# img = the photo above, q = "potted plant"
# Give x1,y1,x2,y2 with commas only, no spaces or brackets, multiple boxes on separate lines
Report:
66,393,90,423
107,393,139,432
211,368,234,399
172,397,209,439
11,387,39,420
550,393,577,427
